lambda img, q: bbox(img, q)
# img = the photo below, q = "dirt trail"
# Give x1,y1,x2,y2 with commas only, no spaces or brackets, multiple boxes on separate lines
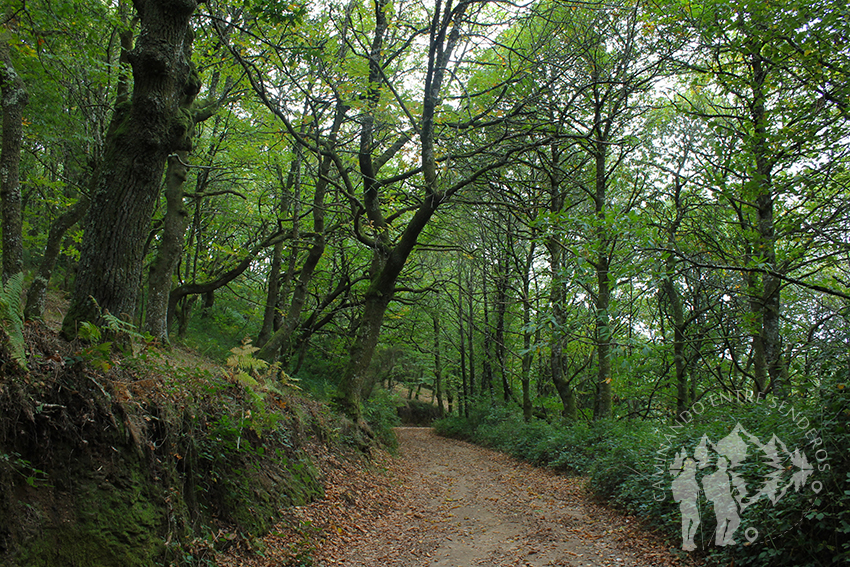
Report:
218,427,695,567
320,428,689,567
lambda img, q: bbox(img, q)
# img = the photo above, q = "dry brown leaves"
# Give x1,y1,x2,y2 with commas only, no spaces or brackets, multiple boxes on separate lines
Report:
215,428,703,567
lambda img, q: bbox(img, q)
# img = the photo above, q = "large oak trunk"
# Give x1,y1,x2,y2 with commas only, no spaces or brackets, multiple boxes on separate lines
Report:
62,0,200,337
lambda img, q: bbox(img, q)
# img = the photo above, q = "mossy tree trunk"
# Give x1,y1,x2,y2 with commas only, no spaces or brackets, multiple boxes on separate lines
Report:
62,0,201,337
143,152,190,341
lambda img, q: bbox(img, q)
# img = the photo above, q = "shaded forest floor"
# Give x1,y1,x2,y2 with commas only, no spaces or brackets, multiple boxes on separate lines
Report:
218,427,704,567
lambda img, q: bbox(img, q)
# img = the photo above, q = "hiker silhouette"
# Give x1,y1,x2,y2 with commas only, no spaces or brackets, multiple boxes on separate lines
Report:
671,454,700,551
702,456,740,546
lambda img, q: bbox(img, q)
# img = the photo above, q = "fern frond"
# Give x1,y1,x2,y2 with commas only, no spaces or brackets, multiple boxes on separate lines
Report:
0,273,27,370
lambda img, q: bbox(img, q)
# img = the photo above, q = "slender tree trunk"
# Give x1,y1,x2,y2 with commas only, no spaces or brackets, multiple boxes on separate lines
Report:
593,141,613,420
0,43,28,284
432,311,444,417
458,270,468,417
520,242,536,422
547,236,577,420
481,266,493,396
750,49,784,397
494,257,510,403
662,248,688,415
521,339,533,422
167,231,285,331
62,0,200,337
24,195,90,319
257,105,345,362
144,151,190,341
257,157,300,348
467,267,476,398
258,241,283,346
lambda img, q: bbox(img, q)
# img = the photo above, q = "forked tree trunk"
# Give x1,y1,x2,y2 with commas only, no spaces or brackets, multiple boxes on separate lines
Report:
257,104,345,362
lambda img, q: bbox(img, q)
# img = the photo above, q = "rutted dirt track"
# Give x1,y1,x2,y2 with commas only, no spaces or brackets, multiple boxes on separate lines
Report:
219,428,697,567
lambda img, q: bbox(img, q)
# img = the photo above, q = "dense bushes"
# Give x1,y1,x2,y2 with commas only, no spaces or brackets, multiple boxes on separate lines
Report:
434,386,849,566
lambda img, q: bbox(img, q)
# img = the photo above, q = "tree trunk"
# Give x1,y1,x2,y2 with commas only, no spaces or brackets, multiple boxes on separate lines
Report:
593,141,613,420
494,256,510,403
546,236,577,420
662,248,688,416
334,0,469,420
167,231,285,331
257,105,344,362
336,290,393,420
0,43,28,284
520,242,536,422
257,241,283,345
258,148,301,348
481,266,493,396
143,152,190,341
62,0,200,338
458,269,468,417
24,195,90,319
467,266,476,398
432,311,444,418
750,49,784,397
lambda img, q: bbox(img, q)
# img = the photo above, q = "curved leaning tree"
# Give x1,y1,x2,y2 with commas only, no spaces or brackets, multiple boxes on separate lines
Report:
225,0,548,420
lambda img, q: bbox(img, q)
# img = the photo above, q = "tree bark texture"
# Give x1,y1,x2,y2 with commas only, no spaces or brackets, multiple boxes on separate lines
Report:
592,140,613,420
144,151,190,341
62,0,200,337
0,43,28,284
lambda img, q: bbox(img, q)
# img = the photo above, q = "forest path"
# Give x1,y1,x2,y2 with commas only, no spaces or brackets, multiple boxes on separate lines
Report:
218,427,697,567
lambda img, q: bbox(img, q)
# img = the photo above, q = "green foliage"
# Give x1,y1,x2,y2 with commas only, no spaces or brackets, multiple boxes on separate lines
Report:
70,302,156,372
363,389,402,450
0,273,27,369
225,338,301,394
0,451,49,488
218,338,302,441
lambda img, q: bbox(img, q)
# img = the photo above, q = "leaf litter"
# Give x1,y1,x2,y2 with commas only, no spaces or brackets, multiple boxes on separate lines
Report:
216,428,703,567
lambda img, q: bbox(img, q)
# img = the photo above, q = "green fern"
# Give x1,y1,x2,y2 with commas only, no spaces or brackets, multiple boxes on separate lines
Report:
0,273,27,370
225,337,300,392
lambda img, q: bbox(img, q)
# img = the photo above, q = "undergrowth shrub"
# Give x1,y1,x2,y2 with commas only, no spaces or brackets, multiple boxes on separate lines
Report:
363,389,402,450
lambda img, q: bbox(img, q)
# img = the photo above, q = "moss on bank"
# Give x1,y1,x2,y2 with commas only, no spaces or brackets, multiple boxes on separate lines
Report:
0,322,348,566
